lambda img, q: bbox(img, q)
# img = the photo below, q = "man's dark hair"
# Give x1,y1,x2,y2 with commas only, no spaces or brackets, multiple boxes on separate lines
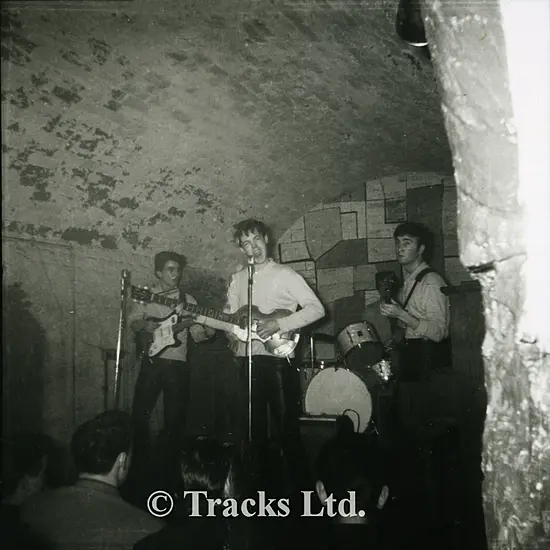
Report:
1,433,52,499
70,411,133,475
316,427,386,515
232,219,269,243
393,222,434,261
179,437,239,514
154,251,187,274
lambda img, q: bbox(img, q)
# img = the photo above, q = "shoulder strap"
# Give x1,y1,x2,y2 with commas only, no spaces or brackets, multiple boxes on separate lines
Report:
402,268,434,310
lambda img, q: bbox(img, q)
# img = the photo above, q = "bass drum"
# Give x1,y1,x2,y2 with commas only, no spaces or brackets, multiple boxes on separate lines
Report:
303,366,383,433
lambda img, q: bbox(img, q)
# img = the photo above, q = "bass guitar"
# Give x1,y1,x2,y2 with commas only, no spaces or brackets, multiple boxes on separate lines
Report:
130,286,300,358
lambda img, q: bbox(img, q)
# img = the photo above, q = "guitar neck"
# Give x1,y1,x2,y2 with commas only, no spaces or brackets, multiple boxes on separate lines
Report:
148,294,237,332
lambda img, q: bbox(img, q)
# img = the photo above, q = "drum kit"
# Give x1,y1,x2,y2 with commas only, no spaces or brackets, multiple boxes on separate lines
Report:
299,321,393,434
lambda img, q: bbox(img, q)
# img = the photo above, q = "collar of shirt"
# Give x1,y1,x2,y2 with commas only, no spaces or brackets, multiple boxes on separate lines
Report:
241,258,275,276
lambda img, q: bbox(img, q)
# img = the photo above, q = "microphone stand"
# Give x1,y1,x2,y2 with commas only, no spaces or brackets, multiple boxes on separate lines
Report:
246,256,255,445
114,269,129,409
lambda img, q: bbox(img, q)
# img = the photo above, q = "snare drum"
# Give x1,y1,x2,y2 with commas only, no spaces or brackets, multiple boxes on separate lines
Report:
337,322,385,370
303,366,383,432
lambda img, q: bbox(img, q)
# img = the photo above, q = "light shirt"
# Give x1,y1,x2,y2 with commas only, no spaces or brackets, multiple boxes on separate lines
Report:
225,259,325,357
128,284,206,362
398,261,450,342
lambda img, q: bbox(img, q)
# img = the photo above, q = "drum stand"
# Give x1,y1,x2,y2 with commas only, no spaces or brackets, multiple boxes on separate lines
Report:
309,334,316,370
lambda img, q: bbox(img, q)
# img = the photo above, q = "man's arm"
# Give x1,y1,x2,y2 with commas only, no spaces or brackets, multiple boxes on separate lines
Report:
222,274,244,348
128,301,158,334
185,294,216,343
380,277,449,342
276,270,325,333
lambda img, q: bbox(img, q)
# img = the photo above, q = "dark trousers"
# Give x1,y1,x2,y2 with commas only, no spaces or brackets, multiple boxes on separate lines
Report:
237,356,309,494
131,357,191,484
396,338,452,381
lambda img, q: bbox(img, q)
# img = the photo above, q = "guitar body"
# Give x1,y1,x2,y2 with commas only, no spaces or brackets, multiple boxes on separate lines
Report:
130,285,300,358
231,306,300,357
136,314,182,358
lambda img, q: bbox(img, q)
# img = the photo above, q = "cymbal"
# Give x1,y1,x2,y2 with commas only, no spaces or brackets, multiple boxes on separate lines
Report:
305,332,336,343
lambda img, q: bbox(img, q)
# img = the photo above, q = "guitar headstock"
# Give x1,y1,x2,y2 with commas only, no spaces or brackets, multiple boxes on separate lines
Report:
131,285,153,304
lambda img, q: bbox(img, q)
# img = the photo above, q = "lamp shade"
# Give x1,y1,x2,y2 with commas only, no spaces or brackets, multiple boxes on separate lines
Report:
396,0,427,46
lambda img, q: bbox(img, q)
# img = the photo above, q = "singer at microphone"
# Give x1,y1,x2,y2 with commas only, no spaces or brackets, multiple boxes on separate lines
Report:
224,219,326,496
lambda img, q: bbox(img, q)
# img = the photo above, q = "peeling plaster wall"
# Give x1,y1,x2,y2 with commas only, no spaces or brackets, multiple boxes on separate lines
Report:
422,0,550,548
2,0,451,276
1,236,233,442
1,1,454,440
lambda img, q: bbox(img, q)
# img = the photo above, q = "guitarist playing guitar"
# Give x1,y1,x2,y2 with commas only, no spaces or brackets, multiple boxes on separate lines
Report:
127,251,214,494
224,219,325,502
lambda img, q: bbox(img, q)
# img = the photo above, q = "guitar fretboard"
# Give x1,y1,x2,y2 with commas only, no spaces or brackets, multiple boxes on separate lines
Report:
147,293,235,324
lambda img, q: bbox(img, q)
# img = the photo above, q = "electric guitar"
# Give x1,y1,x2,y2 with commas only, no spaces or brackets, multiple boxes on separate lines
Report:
130,286,300,358
134,313,193,358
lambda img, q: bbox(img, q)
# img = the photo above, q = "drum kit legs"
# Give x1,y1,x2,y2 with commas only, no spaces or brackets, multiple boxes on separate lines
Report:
300,322,394,434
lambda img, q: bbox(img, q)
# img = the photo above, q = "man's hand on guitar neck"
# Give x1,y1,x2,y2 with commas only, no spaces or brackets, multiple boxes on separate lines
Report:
175,302,198,330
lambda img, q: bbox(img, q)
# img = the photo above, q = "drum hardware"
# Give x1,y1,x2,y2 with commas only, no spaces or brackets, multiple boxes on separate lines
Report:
301,331,337,372
371,359,392,382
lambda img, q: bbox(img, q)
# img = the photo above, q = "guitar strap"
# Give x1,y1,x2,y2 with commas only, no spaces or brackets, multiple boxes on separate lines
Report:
392,268,434,345
403,268,434,310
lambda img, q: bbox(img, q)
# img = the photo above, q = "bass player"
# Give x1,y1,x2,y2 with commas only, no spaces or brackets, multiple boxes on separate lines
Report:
127,251,214,493
224,219,325,497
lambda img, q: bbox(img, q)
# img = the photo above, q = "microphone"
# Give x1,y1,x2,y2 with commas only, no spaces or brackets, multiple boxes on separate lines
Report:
121,269,130,293
247,255,255,279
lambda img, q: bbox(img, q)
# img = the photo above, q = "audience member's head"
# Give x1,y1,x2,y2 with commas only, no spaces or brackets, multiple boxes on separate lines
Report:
1,433,52,505
315,418,389,524
70,410,133,488
179,437,241,516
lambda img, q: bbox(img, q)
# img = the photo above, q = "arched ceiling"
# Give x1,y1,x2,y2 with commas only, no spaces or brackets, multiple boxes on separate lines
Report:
2,0,452,276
